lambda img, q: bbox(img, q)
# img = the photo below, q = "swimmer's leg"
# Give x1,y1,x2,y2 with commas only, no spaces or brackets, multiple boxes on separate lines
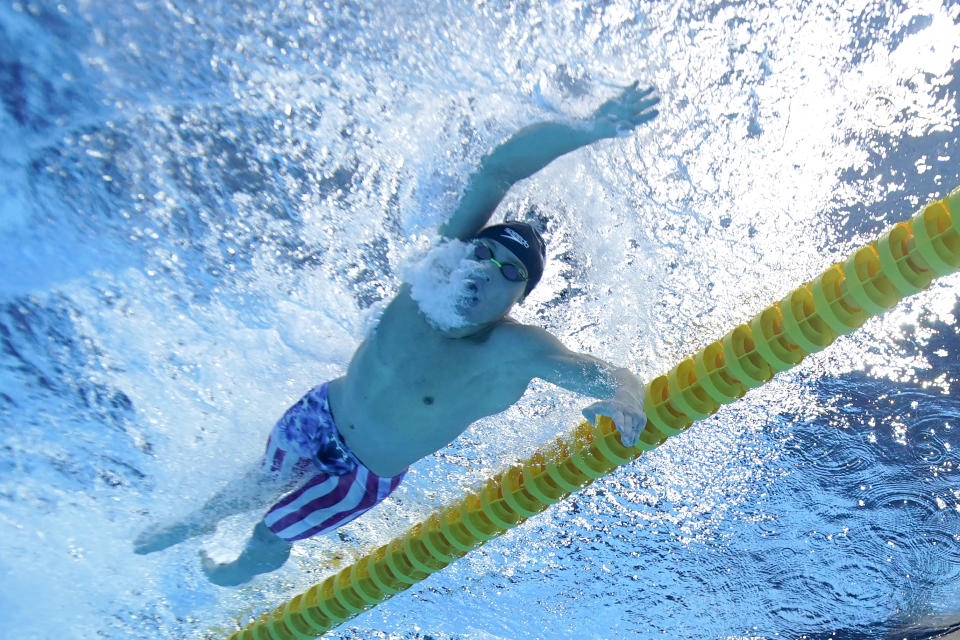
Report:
134,463,285,555
200,521,292,586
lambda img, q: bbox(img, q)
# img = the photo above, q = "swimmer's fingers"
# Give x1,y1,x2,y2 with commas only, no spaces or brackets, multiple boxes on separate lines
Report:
626,89,659,128
581,403,601,426
583,401,622,425
628,104,659,129
631,95,660,117
595,85,645,119
624,84,657,110
605,408,640,448
582,402,645,448
591,83,660,138
618,410,646,448
582,400,616,428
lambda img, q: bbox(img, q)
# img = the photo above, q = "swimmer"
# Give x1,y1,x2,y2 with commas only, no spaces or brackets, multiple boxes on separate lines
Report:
134,82,659,586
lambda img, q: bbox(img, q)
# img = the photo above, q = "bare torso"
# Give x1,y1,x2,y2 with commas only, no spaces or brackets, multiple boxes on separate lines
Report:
327,284,537,477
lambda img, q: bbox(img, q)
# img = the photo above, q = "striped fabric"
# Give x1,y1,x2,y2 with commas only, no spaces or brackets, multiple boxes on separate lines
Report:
264,467,405,541
259,382,406,542
262,429,317,481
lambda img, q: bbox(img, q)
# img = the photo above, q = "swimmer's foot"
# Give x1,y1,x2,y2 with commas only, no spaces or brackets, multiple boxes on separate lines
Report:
134,520,214,555
200,521,292,587
200,550,257,587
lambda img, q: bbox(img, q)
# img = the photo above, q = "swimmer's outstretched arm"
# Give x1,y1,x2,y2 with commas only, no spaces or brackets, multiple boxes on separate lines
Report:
515,326,648,448
440,82,659,241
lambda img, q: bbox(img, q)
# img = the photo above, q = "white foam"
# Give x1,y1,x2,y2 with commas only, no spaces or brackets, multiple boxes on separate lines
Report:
401,235,484,331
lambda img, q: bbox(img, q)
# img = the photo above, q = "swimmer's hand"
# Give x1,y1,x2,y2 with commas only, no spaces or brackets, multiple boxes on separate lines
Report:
582,395,647,448
587,81,659,140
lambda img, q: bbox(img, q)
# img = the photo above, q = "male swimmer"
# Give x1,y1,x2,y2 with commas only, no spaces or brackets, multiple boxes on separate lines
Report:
135,82,659,586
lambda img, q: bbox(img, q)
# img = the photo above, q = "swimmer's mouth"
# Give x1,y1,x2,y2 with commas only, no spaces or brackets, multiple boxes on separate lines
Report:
459,281,480,309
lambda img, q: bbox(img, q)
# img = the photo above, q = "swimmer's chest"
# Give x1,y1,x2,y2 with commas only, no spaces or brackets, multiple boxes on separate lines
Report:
362,293,529,411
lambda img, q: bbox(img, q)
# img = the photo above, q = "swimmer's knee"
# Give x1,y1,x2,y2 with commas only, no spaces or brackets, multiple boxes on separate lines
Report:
252,521,292,550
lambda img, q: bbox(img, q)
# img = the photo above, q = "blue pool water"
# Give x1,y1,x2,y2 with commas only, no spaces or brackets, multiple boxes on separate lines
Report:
2,1,959,638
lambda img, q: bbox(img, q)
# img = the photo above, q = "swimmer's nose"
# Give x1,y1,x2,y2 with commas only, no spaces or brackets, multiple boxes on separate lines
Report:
466,281,478,293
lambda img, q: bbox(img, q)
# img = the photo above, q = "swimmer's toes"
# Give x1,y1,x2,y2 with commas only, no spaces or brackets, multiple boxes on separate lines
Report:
200,551,252,587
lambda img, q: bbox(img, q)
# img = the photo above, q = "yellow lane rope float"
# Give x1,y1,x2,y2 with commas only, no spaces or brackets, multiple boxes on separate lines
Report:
229,187,959,640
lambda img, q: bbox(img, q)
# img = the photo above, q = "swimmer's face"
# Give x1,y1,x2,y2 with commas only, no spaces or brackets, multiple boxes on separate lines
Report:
458,240,528,323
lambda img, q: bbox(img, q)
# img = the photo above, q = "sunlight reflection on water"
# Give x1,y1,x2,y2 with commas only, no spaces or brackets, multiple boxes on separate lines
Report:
1,0,958,638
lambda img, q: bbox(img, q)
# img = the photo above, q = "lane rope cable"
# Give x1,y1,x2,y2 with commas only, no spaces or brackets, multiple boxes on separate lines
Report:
228,186,959,640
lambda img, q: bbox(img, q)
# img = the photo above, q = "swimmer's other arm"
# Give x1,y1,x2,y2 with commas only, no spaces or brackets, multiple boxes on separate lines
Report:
439,82,659,241
519,326,647,447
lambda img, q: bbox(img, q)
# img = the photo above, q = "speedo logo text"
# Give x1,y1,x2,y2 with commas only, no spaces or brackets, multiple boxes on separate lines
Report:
500,228,529,248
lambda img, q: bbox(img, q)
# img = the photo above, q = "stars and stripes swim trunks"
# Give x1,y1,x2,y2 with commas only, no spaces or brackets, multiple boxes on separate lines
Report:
260,381,406,542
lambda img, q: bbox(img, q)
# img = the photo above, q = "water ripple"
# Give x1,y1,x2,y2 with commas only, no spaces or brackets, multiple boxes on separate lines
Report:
859,483,946,515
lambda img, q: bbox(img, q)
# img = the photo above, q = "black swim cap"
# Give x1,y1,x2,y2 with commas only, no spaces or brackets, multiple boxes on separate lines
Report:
475,222,547,297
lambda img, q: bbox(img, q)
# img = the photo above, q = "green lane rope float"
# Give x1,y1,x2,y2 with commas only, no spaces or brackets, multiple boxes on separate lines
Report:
229,187,959,640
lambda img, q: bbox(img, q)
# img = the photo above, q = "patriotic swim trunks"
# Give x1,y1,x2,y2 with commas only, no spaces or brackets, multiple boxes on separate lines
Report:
260,382,406,542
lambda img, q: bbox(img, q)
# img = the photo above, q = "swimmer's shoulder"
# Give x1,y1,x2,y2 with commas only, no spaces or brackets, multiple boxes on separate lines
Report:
493,322,583,383
491,319,558,355
369,284,428,337
380,284,418,319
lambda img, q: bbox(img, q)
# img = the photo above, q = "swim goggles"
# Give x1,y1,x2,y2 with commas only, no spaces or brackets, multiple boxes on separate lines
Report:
473,241,528,282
